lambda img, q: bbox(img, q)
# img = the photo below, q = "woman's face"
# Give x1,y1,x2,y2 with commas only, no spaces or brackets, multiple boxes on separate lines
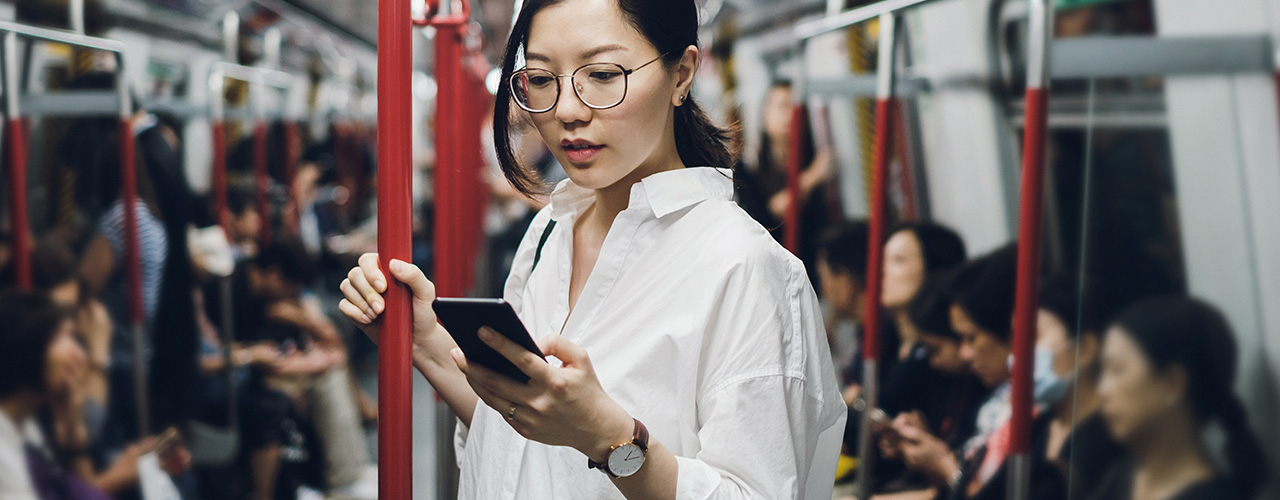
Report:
882,230,926,311
762,86,793,143
951,304,1012,386
45,321,86,397
1098,327,1184,445
524,0,690,193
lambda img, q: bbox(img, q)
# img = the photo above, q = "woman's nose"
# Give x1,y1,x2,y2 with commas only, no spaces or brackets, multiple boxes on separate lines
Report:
554,78,592,124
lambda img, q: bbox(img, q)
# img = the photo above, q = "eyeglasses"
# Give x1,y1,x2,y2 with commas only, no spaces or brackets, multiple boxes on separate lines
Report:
509,54,666,113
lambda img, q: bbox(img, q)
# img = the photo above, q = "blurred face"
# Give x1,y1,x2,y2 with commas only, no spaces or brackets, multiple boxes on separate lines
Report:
882,231,926,311
230,209,262,243
524,0,689,193
763,86,793,143
952,304,1012,386
1037,309,1077,380
919,333,966,374
45,321,86,397
817,256,861,322
1098,327,1184,445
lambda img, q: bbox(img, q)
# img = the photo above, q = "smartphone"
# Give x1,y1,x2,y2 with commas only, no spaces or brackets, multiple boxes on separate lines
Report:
433,298,546,383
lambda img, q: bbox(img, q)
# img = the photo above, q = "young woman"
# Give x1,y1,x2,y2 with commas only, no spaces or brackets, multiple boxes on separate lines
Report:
339,0,845,498
1092,297,1268,500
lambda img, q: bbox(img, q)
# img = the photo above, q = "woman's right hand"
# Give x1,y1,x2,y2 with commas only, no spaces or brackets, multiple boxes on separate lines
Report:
338,253,441,359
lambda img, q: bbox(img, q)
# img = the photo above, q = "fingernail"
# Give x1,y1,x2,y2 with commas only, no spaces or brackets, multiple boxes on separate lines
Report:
450,348,462,361
374,280,386,290
390,259,403,271
478,327,494,341
361,314,372,323
373,301,384,313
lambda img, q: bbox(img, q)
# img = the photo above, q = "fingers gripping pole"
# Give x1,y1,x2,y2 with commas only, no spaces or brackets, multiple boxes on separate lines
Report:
377,0,414,497
1007,0,1053,499
857,13,897,500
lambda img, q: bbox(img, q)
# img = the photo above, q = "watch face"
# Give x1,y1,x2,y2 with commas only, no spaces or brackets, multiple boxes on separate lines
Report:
607,443,645,477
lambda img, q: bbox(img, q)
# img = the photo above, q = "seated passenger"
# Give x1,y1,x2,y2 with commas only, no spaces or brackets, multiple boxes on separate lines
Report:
206,241,376,499
815,221,870,389
0,290,108,500
1091,297,1269,500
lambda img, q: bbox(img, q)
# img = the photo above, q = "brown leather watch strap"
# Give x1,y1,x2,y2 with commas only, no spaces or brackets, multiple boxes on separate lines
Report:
588,418,649,474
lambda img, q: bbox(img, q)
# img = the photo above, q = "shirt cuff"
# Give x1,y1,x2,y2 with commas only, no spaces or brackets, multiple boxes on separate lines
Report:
674,456,722,500
452,417,470,469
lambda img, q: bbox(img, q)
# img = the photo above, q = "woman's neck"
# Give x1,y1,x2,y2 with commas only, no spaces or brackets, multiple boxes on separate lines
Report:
893,311,919,359
1130,412,1216,499
587,152,684,231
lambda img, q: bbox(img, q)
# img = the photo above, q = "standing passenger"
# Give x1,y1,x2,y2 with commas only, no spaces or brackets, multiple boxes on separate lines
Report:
339,0,846,497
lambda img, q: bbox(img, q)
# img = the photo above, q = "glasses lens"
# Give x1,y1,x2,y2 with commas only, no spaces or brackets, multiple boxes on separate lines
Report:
511,69,558,112
573,64,626,109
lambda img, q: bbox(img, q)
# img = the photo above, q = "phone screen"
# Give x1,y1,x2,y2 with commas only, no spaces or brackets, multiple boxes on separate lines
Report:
433,298,546,383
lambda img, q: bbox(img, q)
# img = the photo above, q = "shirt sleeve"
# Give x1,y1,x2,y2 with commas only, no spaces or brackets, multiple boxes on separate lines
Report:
674,256,846,499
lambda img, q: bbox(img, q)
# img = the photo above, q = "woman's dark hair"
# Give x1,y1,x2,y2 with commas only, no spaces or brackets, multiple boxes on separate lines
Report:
0,291,70,397
1111,296,1269,497
887,222,968,277
1036,274,1105,341
955,244,1017,344
30,239,79,292
910,262,985,341
817,220,870,288
494,0,734,195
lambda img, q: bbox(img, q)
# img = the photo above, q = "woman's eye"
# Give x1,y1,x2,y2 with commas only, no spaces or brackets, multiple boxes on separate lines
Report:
528,76,555,87
589,71,622,82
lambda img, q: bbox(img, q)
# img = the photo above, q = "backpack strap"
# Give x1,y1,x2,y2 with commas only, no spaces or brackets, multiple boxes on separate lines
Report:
531,220,557,274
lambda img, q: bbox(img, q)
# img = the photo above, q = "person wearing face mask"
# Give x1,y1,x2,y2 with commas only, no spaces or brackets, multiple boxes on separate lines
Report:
1029,275,1126,500
1090,297,1268,500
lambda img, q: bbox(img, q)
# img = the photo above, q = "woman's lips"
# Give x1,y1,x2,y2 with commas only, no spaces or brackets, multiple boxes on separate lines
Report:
564,144,604,163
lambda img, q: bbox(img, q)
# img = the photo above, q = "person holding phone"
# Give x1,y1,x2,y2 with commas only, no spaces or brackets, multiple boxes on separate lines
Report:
337,0,845,498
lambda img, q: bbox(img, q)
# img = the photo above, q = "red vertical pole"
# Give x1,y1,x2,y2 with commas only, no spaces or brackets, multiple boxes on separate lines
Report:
377,0,414,496
434,25,462,297
1007,0,1051,499
254,120,270,246
120,119,143,331
784,106,805,254
284,120,301,236
4,32,30,290
6,118,31,289
855,13,897,500
212,120,229,232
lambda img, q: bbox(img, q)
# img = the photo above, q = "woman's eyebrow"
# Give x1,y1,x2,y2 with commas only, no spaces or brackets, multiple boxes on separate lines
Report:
525,44,628,63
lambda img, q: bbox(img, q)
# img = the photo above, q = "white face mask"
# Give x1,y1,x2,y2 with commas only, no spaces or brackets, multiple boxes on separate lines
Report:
1008,347,1072,407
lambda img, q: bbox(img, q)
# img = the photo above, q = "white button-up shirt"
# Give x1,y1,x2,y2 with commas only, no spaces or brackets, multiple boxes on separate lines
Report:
0,411,41,500
455,167,846,500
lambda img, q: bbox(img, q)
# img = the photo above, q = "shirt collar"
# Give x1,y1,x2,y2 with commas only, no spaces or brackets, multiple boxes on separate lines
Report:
548,167,734,221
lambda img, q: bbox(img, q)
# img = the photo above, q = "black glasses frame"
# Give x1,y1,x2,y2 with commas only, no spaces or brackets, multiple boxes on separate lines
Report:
509,53,667,113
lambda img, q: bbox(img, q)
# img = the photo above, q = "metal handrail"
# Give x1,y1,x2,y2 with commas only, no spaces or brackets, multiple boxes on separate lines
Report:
794,0,942,41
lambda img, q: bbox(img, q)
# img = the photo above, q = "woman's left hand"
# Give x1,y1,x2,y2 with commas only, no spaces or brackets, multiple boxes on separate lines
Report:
452,327,634,461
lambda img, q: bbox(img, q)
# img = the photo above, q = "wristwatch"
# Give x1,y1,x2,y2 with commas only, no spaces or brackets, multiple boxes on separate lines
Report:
588,418,649,478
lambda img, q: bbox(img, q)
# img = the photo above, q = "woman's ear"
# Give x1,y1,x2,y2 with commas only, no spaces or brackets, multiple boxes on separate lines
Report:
1158,364,1190,410
672,45,699,107
1078,331,1101,371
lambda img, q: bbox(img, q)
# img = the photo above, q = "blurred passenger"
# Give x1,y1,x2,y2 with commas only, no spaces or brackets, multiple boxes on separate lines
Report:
815,221,869,384
1035,275,1125,499
734,80,837,284
209,241,376,499
1091,297,1269,500
879,247,1018,498
0,290,107,500
226,182,265,262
